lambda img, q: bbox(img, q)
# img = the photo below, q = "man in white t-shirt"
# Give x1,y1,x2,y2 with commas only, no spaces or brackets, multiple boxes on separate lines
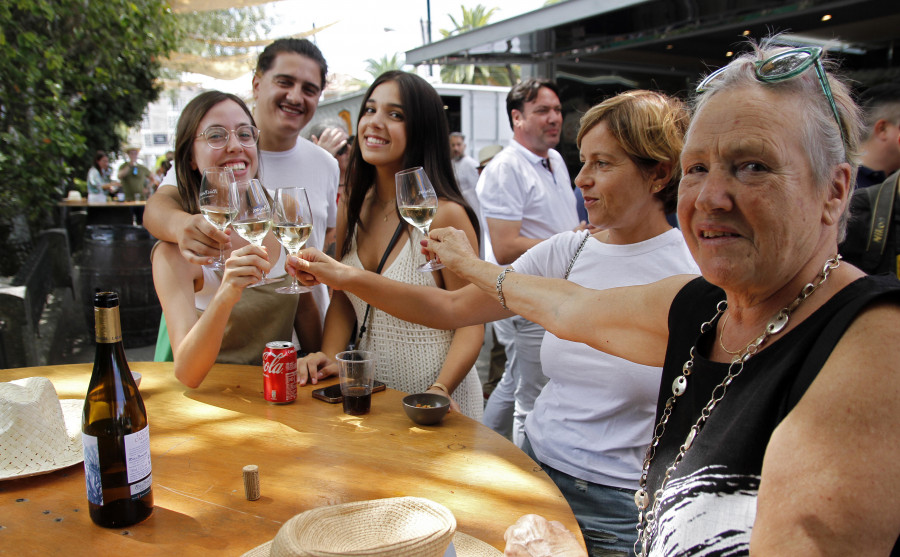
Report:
145,39,338,334
476,78,580,445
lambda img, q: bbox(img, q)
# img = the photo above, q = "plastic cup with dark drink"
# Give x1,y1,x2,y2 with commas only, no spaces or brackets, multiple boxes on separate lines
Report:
336,350,375,416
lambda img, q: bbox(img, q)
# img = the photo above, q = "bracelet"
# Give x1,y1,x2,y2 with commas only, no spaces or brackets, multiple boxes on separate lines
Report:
429,382,449,395
496,266,515,310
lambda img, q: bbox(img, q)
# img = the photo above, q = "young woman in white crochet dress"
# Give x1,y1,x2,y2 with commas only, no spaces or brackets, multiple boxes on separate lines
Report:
295,71,484,419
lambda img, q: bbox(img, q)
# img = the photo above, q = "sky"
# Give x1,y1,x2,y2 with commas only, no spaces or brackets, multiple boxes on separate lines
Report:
189,0,549,94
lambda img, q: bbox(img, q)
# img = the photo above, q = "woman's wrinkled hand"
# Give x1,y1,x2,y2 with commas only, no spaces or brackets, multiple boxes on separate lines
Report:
286,248,351,289
421,227,477,271
297,351,339,386
503,514,586,557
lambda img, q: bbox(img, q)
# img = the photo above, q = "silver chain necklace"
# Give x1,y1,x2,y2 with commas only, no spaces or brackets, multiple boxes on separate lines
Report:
633,255,842,557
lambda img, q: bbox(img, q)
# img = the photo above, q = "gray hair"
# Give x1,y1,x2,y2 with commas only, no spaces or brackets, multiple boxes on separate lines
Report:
690,38,863,241
450,131,465,140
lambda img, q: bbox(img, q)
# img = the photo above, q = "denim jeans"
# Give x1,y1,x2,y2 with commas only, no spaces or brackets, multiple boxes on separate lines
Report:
522,436,637,556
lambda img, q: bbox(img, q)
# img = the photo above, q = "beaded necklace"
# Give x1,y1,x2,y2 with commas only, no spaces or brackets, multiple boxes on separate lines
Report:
633,255,842,556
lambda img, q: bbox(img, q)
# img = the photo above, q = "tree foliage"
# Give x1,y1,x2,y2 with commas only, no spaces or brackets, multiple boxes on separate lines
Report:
0,0,179,263
438,4,519,86
365,53,407,81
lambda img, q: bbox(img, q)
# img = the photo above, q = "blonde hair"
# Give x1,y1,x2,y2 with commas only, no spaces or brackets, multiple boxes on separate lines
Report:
576,90,689,213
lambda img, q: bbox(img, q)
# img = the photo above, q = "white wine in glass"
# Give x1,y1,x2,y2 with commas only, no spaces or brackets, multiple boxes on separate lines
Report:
199,167,237,269
272,187,314,294
395,166,443,272
231,178,280,287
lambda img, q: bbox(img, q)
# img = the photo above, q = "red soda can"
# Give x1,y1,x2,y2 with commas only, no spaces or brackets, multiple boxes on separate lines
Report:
262,341,297,403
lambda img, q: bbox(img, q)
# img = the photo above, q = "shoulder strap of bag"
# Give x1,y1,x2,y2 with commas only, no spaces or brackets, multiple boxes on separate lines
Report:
564,231,591,280
349,221,405,350
863,170,899,268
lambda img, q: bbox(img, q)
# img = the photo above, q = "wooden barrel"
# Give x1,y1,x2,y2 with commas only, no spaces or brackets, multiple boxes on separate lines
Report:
77,225,160,348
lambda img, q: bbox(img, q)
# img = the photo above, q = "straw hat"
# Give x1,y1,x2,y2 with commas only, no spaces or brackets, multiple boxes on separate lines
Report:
242,497,501,557
478,145,503,167
0,377,84,480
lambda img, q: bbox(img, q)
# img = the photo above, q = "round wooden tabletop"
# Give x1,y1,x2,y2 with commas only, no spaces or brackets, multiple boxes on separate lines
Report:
0,362,583,555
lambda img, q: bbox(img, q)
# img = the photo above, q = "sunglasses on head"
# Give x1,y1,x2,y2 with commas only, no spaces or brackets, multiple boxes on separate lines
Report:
697,46,845,147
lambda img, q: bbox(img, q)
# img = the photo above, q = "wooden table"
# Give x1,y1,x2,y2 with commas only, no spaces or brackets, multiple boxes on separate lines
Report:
58,199,147,226
59,200,148,208
1,363,583,555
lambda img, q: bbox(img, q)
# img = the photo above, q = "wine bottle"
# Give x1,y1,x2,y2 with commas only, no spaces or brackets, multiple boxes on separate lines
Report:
82,291,153,528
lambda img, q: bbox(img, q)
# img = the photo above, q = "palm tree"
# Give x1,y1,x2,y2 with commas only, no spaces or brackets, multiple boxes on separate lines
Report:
365,53,406,81
439,4,519,86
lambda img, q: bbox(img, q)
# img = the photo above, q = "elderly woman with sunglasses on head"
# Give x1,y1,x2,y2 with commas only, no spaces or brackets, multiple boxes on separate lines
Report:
402,40,900,555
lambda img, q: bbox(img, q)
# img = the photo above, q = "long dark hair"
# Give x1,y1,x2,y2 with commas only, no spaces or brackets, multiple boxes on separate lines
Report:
92,150,108,171
341,71,479,257
173,91,257,214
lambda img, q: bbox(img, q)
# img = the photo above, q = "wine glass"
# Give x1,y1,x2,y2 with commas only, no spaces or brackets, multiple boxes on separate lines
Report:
199,167,237,269
396,166,442,272
272,187,314,294
231,178,281,287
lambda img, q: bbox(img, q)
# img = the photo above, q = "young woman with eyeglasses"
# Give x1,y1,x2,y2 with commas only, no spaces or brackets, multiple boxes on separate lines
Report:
151,91,321,388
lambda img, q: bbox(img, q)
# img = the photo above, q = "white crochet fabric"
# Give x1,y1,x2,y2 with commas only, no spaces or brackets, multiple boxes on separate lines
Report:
343,227,483,420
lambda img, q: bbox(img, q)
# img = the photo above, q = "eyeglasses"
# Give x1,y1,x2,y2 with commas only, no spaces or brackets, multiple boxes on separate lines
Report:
697,47,845,146
196,125,260,149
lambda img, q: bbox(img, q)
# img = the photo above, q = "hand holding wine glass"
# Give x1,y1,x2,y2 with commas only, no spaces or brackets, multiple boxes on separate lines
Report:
395,166,442,272
198,167,237,270
273,187,314,294
231,178,280,287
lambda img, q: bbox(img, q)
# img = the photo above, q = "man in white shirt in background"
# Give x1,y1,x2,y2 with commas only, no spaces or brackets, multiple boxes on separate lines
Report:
144,39,339,328
450,132,481,217
476,78,580,445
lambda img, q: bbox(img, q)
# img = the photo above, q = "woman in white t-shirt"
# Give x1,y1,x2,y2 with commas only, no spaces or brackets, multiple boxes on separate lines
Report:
287,90,699,555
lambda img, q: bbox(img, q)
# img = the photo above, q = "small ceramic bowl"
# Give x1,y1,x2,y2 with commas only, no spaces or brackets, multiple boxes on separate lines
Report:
131,371,142,388
402,393,450,425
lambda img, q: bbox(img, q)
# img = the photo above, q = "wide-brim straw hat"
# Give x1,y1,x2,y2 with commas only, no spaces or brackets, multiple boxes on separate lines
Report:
242,497,501,557
0,377,84,480
478,145,503,166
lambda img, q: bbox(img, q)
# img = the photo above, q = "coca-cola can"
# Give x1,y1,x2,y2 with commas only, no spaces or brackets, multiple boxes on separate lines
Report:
262,341,297,404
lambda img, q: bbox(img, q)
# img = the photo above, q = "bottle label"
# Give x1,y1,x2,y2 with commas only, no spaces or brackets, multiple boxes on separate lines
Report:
82,427,152,506
94,306,122,344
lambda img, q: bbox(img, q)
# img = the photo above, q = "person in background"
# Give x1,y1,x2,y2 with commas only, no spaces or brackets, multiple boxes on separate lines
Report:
306,118,352,253
477,144,502,174
86,150,119,204
476,78,581,445
449,131,481,218
287,89,699,555
295,70,485,420
144,38,339,326
855,82,900,189
419,40,900,556
117,144,157,201
154,159,171,191
151,90,321,388
475,142,506,399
